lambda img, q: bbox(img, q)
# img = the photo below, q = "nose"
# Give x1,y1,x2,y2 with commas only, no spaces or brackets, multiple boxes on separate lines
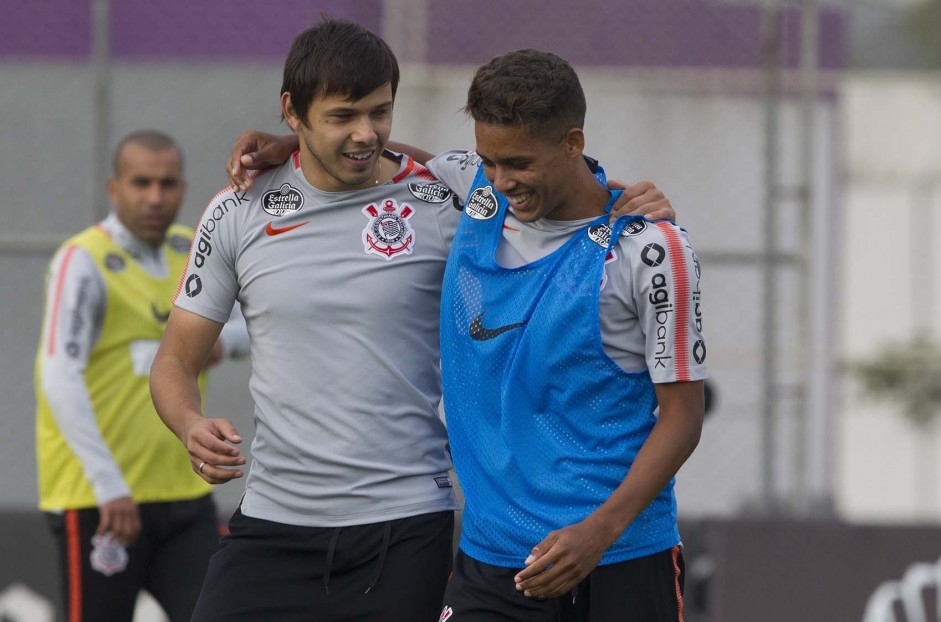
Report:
351,116,378,144
144,181,167,207
489,166,515,194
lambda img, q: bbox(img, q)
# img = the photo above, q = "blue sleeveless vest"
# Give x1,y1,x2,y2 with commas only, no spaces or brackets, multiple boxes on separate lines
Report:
440,165,679,568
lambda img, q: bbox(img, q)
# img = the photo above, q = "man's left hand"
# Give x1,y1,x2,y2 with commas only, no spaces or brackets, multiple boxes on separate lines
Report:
608,180,675,222
513,519,612,599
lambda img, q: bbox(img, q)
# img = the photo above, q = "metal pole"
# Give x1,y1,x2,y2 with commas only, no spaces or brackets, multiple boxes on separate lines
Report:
761,2,782,514
381,0,429,65
792,0,819,515
91,0,111,221
912,181,934,335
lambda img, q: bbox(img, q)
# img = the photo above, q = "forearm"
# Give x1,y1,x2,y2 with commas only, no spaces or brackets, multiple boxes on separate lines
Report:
150,349,207,443
150,306,225,441
587,384,703,545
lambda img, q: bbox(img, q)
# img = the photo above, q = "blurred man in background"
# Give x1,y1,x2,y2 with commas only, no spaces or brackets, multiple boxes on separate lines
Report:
35,130,248,622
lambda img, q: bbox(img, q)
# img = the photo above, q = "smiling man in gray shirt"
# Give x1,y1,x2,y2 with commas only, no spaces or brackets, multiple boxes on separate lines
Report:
150,19,460,622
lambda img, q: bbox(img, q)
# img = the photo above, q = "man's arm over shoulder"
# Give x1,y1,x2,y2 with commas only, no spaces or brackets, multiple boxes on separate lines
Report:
425,149,480,205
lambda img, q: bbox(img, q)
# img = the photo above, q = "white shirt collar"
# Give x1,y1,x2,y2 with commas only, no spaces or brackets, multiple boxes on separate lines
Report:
100,212,167,275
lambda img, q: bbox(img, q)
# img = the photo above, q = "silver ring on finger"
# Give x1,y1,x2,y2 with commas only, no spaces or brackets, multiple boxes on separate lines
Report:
198,461,207,473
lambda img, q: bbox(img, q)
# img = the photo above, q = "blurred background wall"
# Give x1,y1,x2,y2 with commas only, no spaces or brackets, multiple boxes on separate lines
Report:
1,0,940,620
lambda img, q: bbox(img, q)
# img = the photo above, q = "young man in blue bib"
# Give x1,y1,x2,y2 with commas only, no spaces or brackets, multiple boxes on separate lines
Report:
434,49,707,622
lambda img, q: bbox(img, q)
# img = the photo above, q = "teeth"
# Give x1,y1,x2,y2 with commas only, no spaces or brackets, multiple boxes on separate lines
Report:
507,193,531,205
346,151,373,161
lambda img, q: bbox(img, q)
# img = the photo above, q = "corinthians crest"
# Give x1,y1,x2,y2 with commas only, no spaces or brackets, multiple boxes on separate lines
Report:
362,198,416,259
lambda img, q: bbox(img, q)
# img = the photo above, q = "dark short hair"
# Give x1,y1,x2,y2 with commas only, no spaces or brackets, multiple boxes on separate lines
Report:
112,130,182,176
282,17,399,126
465,49,586,140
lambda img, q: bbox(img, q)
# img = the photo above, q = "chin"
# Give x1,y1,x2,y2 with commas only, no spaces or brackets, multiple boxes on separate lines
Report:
509,209,539,223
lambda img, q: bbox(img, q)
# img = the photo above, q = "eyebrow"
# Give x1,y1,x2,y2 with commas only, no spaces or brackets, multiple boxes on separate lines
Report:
324,99,393,114
479,153,531,167
130,175,179,184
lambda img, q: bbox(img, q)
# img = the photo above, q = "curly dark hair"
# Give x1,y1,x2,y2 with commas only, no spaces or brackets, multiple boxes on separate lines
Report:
465,49,586,140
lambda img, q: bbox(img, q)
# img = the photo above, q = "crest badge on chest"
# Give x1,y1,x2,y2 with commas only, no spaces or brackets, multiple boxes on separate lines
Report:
362,198,416,260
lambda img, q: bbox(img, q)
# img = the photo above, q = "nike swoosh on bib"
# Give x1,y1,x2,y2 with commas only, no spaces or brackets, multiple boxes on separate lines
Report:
469,313,527,341
265,221,308,236
151,304,171,323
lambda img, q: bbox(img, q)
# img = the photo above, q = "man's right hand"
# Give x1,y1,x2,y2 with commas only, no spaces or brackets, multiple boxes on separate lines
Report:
184,417,246,484
97,496,141,546
227,131,298,192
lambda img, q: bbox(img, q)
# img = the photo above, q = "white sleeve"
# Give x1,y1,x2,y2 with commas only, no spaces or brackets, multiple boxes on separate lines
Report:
38,245,131,505
426,150,480,205
622,220,708,383
219,302,250,359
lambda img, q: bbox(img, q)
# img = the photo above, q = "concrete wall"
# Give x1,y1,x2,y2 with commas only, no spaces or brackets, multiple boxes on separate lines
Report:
839,71,941,522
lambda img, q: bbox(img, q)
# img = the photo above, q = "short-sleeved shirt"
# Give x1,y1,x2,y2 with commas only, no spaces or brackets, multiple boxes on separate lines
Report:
174,151,461,527
428,150,708,382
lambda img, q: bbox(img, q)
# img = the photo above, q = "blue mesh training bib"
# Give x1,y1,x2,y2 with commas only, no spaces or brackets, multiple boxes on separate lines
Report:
441,166,679,568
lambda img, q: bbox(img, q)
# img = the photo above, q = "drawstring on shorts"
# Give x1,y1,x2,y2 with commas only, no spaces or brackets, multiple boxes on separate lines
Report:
364,521,392,594
322,521,393,595
323,527,341,594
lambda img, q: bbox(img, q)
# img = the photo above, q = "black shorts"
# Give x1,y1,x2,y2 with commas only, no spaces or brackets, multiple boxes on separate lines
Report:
191,507,454,622
440,546,685,622
45,494,221,622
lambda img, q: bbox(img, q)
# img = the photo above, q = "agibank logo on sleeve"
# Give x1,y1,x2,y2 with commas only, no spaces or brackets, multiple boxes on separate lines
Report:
262,183,304,216
194,189,247,268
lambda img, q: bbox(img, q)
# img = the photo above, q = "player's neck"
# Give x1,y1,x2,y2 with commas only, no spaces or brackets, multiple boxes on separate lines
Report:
552,170,611,221
296,148,389,193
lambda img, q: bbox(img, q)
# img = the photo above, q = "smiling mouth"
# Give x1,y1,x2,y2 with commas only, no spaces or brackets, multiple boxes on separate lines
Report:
506,192,532,206
345,149,376,162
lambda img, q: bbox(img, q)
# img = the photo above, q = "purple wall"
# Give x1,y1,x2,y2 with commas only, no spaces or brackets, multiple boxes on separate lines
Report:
428,2,845,70
0,0,843,69
0,0,93,57
0,0,380,59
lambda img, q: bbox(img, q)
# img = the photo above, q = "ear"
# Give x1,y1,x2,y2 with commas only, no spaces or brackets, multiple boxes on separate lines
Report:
281,92,302,132
562,128,585,159
106,177,118,205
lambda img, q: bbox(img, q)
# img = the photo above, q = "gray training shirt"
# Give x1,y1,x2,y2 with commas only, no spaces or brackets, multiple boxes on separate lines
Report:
174,151,460,527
